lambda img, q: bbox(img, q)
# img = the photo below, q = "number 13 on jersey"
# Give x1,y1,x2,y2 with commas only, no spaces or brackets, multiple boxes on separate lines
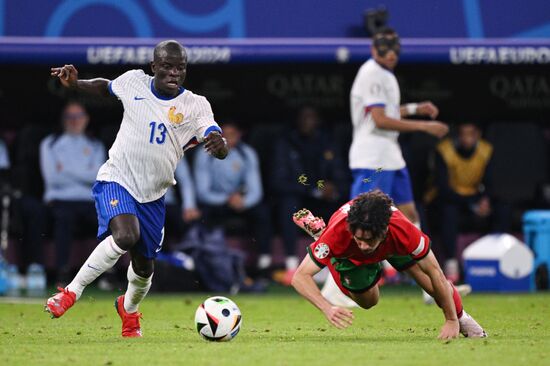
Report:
149,121,167,144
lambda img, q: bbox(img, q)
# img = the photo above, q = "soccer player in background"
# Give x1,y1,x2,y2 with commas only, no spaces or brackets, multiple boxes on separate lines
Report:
45,40,228,337
292,191,487,340
349,26,448,224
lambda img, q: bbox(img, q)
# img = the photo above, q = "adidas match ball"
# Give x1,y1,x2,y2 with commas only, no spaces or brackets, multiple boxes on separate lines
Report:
194,296,242,342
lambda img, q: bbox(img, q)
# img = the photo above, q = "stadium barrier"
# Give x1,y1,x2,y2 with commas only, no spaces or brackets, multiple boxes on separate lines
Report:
0,37,549,65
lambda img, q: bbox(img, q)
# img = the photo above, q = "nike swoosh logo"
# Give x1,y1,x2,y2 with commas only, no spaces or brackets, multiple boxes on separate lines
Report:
87,263,101,272
134,96,146,100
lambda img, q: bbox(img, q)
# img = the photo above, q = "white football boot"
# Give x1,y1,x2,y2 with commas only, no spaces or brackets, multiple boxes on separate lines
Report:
459,310,488,338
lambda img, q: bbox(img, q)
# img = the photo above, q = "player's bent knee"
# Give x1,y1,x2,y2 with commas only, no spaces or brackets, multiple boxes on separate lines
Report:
356,296,378,309
350,288,379,309
349,296,375,309
112,229,140,250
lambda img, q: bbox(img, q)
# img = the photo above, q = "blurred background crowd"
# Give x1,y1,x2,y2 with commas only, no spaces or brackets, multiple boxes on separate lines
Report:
0,0,549,294
2,99,548,291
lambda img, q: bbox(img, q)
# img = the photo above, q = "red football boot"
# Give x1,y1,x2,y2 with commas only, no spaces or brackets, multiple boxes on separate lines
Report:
45,287,76,318
293,208,326,240
114,295,143,337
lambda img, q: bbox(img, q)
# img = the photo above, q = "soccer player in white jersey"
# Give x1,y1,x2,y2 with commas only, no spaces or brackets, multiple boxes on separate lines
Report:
45,40,228,337
322,27,450,307
349,27,448,222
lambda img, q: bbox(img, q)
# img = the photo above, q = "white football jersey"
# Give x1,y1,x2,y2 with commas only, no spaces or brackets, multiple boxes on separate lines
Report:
97,69,220,203
349,59,405,170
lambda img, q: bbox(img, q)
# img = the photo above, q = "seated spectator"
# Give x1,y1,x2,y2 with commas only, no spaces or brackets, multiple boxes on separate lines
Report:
435,122,509,281
164,157,201,247
39,101,106,283
271,106,348,273
194,121,273,271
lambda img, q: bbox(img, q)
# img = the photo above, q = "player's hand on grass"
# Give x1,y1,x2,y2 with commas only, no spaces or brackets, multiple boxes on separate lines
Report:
323,306,354,329
438,319,460,340
423,121,449,138
205,132,228,159
51,64,79,88
417,101,439,119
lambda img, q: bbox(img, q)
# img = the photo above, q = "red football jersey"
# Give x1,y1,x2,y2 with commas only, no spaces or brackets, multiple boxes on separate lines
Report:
309,200,431,267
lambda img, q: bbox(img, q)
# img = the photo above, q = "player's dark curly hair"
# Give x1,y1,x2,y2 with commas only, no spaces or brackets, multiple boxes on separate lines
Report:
347,190,393,239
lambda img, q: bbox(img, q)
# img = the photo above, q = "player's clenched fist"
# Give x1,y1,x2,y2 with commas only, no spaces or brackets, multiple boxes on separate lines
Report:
323,306,354,329
204,131,228,159
51,64,79,88
416,101,439,119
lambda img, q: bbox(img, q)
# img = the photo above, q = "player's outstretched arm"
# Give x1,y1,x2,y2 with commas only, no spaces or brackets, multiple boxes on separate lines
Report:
291,255,354,329
416,251,459,340
371,107,448,138
50,64,111,97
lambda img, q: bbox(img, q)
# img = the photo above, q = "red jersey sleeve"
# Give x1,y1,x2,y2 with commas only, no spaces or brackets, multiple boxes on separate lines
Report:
390,210,431,260
307,230,335,268
407,226,431,260
307,201,354,268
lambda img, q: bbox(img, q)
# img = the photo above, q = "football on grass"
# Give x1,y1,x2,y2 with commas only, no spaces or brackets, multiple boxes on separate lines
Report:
195,296,242,341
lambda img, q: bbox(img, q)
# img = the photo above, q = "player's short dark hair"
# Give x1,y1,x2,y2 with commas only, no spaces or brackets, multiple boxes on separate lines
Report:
347,190,393,238
372,26,397,39
153,40,186,61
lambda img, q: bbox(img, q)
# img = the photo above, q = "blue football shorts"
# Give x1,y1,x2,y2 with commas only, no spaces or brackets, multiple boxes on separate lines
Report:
92,181,165,259
350,167,414,205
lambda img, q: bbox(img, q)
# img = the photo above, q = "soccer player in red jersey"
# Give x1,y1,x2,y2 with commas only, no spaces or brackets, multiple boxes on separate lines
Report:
291,190,486,340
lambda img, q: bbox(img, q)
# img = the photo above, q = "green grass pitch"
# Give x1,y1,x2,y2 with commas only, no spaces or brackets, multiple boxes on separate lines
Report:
1,287,549,366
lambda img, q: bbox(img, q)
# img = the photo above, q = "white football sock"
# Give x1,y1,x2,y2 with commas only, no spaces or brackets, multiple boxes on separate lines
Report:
321,274,358,308
67,236,126,300
124,263,152,314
